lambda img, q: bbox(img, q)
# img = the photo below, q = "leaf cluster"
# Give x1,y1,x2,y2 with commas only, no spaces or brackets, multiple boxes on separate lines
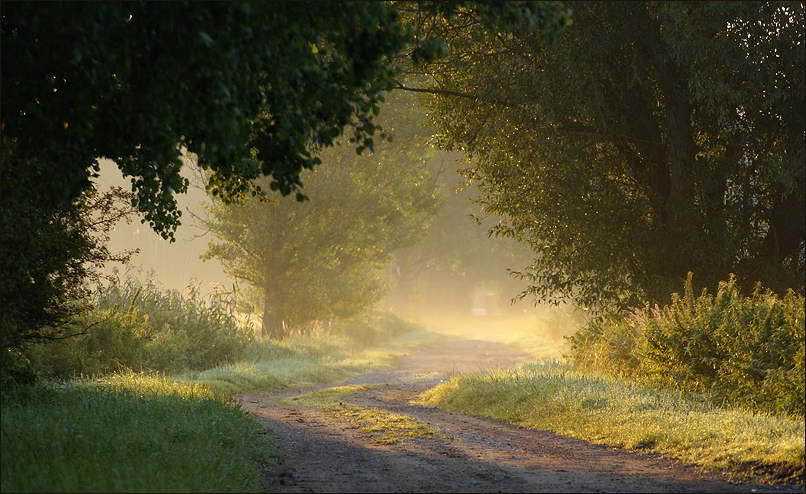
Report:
569,274,805,416
1,2,415,238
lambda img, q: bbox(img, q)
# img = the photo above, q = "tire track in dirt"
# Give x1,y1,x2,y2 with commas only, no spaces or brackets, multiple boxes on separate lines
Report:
239,337,803,493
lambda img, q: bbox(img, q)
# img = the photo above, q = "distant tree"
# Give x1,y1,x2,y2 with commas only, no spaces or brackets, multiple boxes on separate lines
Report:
203,92,441,339
415,1,805,309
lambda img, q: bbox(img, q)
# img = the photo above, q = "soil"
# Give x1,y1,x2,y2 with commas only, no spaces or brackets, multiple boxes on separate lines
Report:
238,337,805,493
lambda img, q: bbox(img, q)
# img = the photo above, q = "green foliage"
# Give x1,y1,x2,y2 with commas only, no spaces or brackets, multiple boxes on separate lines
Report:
1,1,568,238
569,274,806,416
416,1,805,309
27,311,148,379
0,138,138,383
28,277,253,378
1,2,412,235
204,90,442,338
0,376,273,493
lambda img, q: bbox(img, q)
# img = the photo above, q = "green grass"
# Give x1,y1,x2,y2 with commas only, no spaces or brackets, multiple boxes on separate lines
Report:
1,324,442,492
418,360,805,483
278,385,448,445
1,375,274,493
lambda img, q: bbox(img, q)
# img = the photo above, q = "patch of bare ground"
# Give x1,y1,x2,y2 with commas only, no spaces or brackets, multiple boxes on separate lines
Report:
239,338,805,493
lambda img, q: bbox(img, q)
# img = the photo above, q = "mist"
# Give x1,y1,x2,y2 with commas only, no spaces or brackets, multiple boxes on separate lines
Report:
92,134,585,354
93,157,232,295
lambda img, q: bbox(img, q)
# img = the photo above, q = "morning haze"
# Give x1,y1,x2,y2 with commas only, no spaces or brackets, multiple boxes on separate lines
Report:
2,2,802,492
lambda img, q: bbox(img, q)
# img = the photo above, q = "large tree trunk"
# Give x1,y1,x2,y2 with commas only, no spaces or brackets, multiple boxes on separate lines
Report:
261,291,286,340
642,11,704,299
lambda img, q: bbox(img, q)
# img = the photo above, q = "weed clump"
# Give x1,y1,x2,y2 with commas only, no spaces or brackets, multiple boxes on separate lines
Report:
27,276,253,378
568,273,805,416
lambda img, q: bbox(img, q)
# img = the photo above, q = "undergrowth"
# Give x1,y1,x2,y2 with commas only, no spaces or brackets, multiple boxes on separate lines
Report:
568,273,805,416
27,277,253,378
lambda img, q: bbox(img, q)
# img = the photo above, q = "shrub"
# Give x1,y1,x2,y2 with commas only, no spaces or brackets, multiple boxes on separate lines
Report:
29,277,253,378
569,273,805,416
27,310,148,378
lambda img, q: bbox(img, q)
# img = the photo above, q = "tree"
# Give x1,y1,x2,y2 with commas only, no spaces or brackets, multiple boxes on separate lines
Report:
0,136,138,381
414,1,805,310
203,91,441,339
1,1,569,364
2,1,569,237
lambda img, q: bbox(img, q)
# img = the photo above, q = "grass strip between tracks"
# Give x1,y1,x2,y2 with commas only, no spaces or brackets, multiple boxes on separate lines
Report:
418,360,805,484
277,385,448,445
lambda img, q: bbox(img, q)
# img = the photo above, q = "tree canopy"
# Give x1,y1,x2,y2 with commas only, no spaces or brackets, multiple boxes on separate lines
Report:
415,1,805,309
1,1,569,237
1,2,412,237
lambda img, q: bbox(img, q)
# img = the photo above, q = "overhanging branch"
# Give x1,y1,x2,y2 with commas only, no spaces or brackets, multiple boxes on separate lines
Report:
393,80,510,107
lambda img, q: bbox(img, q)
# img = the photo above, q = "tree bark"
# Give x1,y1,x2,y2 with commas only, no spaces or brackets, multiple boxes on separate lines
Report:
261,290,286,340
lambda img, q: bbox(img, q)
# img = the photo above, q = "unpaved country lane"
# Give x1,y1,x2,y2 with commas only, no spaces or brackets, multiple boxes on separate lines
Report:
239,337,803,493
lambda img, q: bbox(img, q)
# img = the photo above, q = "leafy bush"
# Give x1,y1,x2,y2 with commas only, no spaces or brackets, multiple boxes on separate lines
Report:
29,277,253,378
569,274,805,416
27,310,148,378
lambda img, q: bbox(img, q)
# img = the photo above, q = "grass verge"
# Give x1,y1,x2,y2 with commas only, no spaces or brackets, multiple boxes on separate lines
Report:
1,324,442,492
418,360,805,484
0,375,274,493
175,327,442,395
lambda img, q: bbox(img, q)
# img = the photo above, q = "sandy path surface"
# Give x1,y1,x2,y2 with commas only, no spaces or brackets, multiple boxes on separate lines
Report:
239,337,803,493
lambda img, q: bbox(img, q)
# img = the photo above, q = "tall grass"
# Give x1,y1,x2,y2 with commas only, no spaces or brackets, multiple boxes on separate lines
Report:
568,274,805,416
419,361,805,483
27,277,253,378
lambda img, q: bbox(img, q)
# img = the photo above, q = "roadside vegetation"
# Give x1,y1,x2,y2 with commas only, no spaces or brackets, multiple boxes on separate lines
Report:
420,360,804,483
420,276,805,484
1,376,274,493
568,274,805,417
1,277,440,493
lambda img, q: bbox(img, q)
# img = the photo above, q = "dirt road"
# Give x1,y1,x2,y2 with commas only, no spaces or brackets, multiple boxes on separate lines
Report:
239,337,803,493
